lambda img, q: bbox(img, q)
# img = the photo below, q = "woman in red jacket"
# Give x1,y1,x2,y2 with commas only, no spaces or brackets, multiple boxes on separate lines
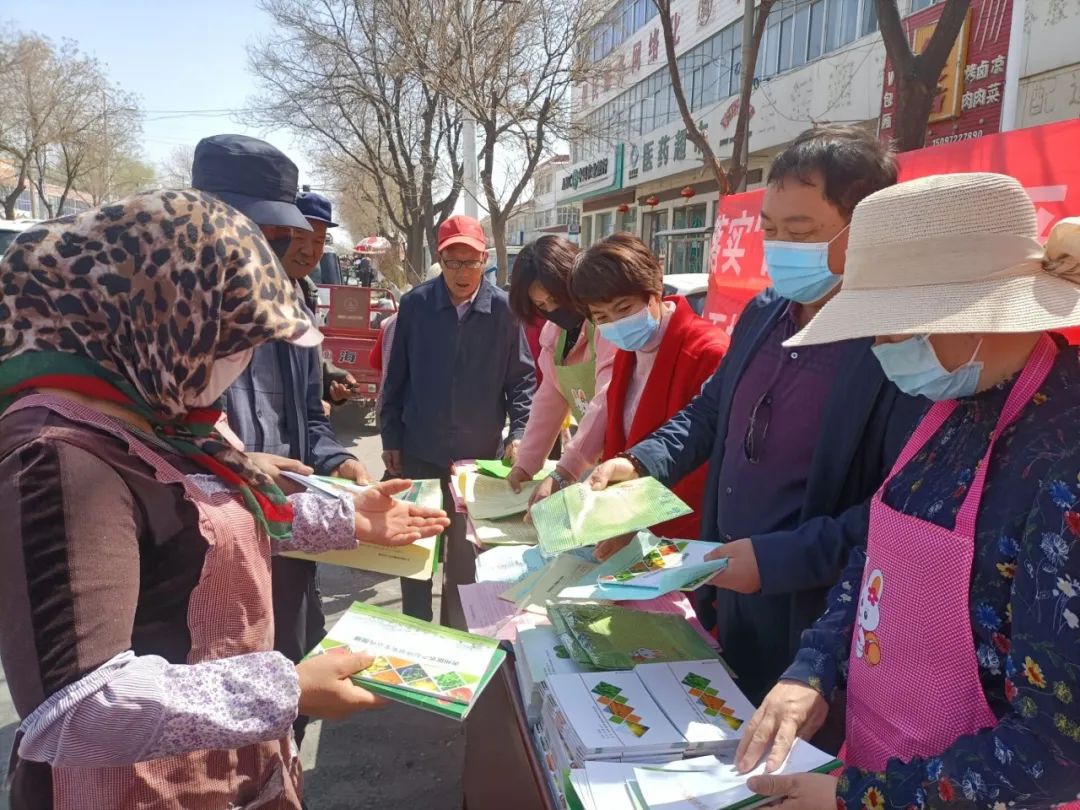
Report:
569,233,726,539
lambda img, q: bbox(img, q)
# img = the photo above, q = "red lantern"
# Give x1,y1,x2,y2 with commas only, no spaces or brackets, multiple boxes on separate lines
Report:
645,195,660,207
616,203,630,214
680,185,696,199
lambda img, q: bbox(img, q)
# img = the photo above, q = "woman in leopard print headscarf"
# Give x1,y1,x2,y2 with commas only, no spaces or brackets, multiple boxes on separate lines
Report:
0,190,447,810
0,188,321,540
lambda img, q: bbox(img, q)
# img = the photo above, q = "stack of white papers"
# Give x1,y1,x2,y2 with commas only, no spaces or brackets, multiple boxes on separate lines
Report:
567,757,722,810
540,671,688,766
635,660,756,755
512,623,593,723
564,740,841,810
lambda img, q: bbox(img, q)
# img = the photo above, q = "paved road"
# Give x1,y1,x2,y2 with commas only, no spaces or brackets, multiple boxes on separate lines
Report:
0,405,464,810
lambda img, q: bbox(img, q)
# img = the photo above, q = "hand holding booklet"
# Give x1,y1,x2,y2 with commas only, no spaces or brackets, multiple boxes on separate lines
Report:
529,478,692,557
559,531,728,601
309,602,505,721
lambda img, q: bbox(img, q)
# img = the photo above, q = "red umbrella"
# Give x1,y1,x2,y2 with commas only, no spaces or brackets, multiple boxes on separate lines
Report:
355,236,391,254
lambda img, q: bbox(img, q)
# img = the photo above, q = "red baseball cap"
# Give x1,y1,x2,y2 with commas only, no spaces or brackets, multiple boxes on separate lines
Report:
438,215,487,253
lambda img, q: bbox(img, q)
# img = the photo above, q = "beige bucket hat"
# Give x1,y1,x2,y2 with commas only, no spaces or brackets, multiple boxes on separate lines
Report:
785,172,1080,347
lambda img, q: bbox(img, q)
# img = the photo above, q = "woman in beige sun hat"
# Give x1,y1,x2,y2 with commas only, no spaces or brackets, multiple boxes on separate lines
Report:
734,173,1080,809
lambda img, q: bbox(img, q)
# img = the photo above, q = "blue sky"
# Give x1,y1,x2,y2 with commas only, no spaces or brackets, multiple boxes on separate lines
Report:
5,0,317,181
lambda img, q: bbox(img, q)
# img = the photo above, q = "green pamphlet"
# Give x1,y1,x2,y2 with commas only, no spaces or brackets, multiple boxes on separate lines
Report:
547,603,717,670
475,458,556,479
529,478,692,557
310,602,506,721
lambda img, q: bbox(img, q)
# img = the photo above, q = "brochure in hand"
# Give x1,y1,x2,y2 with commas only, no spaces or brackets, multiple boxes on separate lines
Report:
559,531,728,601
310,602,505,721
461,470,539,520
280,474,442,581
547,603,718,670
529,478,692,558
631,740,842,810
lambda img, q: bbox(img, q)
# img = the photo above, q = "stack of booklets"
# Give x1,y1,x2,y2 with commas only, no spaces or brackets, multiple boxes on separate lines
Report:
310,602,505,721
559,531,728,601
540,671,690,767
634,660,756,756
564,741,842,810
547,603,718,670
513,622,595,724
529,478,692,557
280,474,442,580
452,461,542,546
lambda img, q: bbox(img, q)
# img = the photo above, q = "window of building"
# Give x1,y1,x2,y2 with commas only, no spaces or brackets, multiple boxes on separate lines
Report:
618,206,638,233
643,210,668,256
597,212,615,238
672,203,707,230
581,215,593,247
808,0,826,59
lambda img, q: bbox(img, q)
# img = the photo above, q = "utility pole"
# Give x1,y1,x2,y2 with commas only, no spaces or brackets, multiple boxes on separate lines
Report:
462,0,480,218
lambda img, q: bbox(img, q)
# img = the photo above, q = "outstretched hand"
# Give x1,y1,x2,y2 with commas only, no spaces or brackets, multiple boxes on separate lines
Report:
353,479,451,547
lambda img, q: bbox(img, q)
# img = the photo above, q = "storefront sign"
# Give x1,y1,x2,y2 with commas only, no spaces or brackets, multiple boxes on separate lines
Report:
558,145,625,201
704,119,1080,336
879,0,1012,144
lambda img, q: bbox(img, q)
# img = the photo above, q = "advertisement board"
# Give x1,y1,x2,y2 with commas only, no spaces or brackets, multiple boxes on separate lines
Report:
702,119,1080,336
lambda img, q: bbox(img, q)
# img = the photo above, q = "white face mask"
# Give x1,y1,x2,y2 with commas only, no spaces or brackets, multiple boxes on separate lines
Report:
187,348,254,408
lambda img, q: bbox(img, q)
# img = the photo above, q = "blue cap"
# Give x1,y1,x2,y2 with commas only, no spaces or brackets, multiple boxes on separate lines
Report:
191,134,310,231
296,191,338,227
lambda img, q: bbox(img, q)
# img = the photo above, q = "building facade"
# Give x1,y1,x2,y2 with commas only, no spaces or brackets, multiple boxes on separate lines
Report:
562,0,1078,275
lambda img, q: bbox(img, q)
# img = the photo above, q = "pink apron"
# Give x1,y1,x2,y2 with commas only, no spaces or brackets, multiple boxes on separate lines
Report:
842,335,1078,798
7,395,303,809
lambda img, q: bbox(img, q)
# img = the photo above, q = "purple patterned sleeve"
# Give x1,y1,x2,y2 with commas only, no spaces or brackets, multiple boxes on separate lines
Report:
17,651,299,767
186,474,357,554
280,491,358,554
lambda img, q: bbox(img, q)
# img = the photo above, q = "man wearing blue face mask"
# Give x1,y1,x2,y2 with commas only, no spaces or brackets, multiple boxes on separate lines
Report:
588,126,926,710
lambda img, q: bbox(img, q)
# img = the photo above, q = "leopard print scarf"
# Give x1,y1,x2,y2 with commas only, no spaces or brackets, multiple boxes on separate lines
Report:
0,189,320,541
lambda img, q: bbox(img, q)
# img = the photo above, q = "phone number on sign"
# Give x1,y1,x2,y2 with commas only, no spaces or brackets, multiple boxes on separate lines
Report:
930,131,984,146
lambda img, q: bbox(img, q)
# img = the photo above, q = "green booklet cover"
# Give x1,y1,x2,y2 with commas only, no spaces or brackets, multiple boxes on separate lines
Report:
547,603,717,670
311,602,506,721
529,478,692,557
475,458,556,479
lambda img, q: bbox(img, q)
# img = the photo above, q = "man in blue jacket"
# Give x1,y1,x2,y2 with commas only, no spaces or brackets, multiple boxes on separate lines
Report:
590,126,926,707
381,214,535,621
194,137,370,743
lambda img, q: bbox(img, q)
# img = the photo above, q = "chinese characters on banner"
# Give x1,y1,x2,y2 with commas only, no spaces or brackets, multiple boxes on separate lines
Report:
702,120,1080,339
879,0,1013,147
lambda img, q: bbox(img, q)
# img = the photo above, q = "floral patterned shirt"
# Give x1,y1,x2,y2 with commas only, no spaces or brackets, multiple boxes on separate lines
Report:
783,339,1080,808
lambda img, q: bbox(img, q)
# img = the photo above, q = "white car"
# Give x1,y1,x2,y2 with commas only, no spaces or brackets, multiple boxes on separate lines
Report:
0,219,40,256
662,273,709,316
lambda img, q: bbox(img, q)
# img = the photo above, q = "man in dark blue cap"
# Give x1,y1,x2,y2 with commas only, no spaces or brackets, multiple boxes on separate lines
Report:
193,135,371,744
293,190,360,409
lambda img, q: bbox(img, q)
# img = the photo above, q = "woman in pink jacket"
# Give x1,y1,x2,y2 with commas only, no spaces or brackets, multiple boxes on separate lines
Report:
506,236,617,501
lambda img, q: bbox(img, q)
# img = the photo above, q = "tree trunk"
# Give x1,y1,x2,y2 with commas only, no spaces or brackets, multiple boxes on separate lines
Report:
729,0,775,192
653,0,730,195
892,74,938,151
490,211,509,287
3,172,26,220
875,0,972,152
406,219,429,286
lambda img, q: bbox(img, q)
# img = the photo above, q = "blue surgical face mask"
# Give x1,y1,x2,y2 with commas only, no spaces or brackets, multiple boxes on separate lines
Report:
872,335,984,401
763,228,847,304
598,302,661,352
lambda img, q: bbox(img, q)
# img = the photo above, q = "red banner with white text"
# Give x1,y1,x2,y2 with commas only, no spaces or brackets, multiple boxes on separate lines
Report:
703,119,1080,338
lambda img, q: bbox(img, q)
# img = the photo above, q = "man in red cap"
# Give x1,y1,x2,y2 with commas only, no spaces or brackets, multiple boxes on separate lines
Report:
380,215,536,621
